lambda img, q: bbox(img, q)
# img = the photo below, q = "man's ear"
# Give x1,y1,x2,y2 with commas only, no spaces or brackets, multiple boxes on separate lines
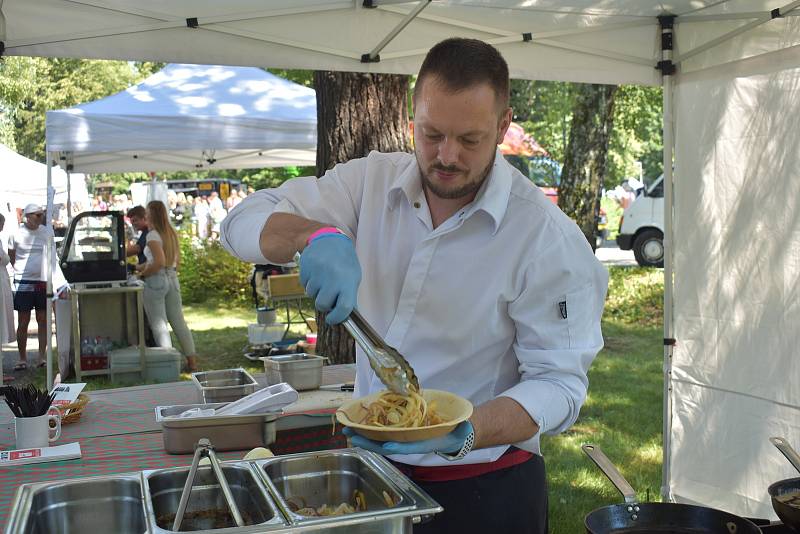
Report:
496,108,513,144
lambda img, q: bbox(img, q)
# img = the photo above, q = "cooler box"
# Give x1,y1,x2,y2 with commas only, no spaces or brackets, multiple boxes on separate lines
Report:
110,347,182,384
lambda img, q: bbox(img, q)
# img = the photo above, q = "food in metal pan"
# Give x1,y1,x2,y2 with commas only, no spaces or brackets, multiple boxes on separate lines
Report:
157,508,255,529
776,490,800,508
359,389,447,428
287,489,379,516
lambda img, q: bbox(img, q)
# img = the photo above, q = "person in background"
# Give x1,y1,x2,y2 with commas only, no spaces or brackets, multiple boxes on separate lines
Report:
136,201,198,372
225,192,237,210
125,205,157,347
208,191,227,239
173,192,189,230
194,196,210,240
8,204,53,371
182,194,195,231
125,206,150,264
0,213,16,361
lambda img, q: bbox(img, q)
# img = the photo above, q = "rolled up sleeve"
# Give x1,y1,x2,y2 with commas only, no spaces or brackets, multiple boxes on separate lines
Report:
500,230,608,451
220,188,283,264
220,159,366,264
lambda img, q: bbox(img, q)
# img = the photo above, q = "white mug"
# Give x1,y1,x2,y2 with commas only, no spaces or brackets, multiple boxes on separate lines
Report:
14,408,62,450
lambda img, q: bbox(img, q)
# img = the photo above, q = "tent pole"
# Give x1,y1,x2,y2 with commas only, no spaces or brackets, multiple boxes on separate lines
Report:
363,0,431,61
45,152,54,389
659,15,676,503
66,168,72,223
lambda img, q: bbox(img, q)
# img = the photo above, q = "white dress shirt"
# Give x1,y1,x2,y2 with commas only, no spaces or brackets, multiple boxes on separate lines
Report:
222,150,608,466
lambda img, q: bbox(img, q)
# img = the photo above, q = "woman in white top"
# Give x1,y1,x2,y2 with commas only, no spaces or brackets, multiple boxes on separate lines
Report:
0,213,15,346
137,201,198,372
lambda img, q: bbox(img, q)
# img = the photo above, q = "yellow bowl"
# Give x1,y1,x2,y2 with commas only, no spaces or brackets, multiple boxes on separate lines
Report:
336,389,473,443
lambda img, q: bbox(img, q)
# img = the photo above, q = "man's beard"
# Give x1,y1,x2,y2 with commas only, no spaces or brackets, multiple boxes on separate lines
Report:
418,154,495,200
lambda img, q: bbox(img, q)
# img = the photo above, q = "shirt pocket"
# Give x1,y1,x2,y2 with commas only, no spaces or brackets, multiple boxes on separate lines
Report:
565,284,596,349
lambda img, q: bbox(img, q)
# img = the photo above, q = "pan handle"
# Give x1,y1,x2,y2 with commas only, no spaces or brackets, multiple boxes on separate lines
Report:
770,437,800,474
582,444,638,504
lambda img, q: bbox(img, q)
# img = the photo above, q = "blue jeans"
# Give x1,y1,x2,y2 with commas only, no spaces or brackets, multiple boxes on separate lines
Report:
142,270,196,357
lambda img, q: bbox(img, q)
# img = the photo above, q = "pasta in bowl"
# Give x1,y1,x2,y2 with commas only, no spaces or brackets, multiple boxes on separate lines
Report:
336,389,473,442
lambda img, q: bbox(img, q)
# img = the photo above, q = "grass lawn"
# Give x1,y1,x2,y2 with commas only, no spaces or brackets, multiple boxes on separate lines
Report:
544,319,662,532
26,267,663,532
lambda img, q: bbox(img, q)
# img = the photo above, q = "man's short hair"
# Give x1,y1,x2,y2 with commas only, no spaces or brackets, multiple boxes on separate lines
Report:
127,205,146,219
414,38,510,112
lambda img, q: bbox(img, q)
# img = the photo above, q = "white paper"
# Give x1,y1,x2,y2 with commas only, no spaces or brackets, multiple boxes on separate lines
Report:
50,383,86,410
0,442,82,467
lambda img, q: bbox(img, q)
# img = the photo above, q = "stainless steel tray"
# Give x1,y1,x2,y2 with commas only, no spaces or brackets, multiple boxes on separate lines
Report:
6,450,442,533
253,449,442,532
5,473,148,534
191,368,259,404
262,353,324,391
142,461,287,532
154,402,279,454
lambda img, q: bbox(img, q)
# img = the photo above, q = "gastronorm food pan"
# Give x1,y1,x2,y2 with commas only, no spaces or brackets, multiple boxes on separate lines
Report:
262,353,324,391
154,402,278,454
6,450,442,533
142,462,287,532
191,368,260,404
254,448,442,532
5,473,148,534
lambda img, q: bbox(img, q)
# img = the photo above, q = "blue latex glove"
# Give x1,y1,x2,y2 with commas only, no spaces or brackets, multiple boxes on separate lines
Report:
342,421,473,456
299,233,361,325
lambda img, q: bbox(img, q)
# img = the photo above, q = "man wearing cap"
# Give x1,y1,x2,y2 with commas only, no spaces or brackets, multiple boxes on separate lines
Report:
8,204,54,371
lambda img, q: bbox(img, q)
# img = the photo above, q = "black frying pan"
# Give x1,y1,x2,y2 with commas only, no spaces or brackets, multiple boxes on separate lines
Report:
582,444,762,534
768,437,800,531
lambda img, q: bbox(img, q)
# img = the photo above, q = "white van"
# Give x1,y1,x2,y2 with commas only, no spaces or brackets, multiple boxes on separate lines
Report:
616,174,664,267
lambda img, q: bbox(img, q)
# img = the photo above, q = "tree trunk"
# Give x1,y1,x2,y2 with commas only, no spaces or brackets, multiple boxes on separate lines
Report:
313,71,411,364
558,83,618,250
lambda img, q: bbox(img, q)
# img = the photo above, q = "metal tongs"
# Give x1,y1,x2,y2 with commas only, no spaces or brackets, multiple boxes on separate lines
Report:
343,309,419,395
172,438,244,531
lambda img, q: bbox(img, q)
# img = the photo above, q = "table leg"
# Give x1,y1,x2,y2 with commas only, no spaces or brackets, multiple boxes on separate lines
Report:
137,288,145,380
71,294,81,382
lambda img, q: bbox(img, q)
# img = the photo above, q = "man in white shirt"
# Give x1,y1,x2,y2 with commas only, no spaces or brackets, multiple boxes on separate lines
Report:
8,204,54,371
221,38,607,533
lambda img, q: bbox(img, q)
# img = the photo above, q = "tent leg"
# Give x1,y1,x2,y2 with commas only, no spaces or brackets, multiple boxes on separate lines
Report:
45,152,55,390
660,16,677,503
66,167,72,223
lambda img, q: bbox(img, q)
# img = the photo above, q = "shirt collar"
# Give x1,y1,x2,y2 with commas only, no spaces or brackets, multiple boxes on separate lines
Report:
470,149,512,235
387,158,424,211
386,148,513,234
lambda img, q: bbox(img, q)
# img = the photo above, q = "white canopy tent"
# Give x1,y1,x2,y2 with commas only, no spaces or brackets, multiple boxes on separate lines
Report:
0,143,89,213
4,0,800,519
45,62,317,173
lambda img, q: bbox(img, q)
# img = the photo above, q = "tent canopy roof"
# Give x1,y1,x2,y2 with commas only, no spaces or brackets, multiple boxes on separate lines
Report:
45,63,317,172
3,1,796,87
0,143,88,208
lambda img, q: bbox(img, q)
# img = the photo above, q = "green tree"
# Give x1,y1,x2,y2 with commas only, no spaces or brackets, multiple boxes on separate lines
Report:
267,69,314,88
511,79,575,163
313,71,411,364
558,83,618,250
510,80,662,187
608,85,663,182
0,57,148,162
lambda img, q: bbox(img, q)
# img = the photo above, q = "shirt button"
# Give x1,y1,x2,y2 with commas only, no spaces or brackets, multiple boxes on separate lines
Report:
414,202,421,208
